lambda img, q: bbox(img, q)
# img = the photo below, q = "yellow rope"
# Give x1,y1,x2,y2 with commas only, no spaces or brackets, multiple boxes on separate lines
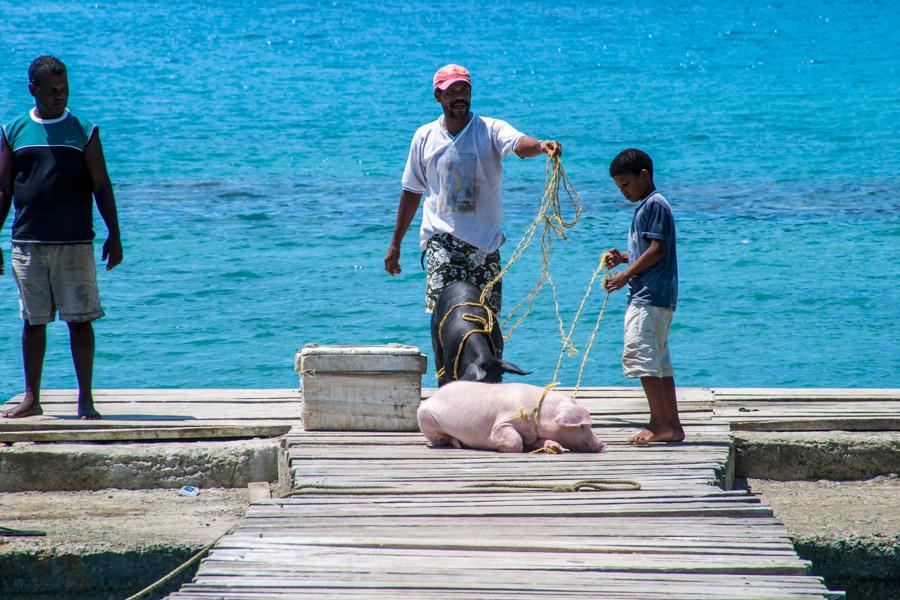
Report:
528,445,562,455
287,478,640,496
436,300,499,381
432,155,614,398
124,538,219,600
531,381,557,439
479,154,583,342
471,155,614,399
551,252,613,399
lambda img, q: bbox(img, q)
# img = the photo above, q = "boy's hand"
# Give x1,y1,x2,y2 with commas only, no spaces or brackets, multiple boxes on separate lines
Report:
605,248,627,268
605,271,629,293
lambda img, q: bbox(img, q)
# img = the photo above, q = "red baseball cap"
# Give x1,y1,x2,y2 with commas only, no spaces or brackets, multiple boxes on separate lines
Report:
433,64,471,92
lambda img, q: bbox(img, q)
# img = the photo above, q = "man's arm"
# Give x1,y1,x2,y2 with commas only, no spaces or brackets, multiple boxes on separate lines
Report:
514,136,562,158
0,137,13,276
605,239,666,293
83,133,123,271
384,189,423,275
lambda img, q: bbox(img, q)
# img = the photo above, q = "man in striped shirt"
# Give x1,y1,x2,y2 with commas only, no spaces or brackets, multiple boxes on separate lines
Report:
0,55,123,420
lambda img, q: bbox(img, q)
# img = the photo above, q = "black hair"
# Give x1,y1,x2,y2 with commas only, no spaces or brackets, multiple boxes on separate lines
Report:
609,148,653,178
28,55,66,86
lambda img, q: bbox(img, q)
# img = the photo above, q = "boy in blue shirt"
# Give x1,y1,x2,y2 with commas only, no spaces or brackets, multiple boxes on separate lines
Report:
604,149,683,444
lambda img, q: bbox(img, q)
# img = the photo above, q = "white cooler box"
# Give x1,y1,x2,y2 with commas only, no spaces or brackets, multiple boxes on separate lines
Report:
295,344,427,431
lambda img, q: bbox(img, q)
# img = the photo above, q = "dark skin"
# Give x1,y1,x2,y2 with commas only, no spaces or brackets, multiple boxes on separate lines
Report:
0,72,122,420
605,169,684,444
385,81,562,276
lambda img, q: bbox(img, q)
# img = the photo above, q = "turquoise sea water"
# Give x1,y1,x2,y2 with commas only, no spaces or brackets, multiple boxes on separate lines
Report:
0,1,898,402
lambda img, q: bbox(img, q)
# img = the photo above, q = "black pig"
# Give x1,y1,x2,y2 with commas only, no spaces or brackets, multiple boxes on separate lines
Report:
431,281,529,386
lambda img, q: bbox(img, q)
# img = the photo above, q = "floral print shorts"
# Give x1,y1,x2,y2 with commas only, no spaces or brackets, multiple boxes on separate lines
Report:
425,233,502,314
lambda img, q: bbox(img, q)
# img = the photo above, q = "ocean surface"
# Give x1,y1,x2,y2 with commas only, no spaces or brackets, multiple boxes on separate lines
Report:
0,0,897,403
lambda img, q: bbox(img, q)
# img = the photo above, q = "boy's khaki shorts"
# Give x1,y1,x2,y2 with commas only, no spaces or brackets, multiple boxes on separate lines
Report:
622,304,674,378
11,243,104,325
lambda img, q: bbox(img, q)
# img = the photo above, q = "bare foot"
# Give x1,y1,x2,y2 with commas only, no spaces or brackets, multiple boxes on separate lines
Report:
2,397,43,419
629,426,685,445
78,405,102,420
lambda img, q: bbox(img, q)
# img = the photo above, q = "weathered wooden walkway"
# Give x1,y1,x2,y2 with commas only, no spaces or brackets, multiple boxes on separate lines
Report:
0,388,300,442
162,386,888,600
5,387,896,597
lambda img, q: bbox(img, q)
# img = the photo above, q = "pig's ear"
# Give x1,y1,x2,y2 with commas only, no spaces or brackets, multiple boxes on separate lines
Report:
461,363,488,382
555,405,592,428
499,360,530,376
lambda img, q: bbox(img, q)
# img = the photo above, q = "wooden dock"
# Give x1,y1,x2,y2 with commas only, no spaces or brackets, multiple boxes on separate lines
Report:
5,387,897,597
0,388,300,442
161,386,899,600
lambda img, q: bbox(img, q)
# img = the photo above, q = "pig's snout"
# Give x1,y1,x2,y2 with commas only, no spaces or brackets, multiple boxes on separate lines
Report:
566,428,606,453
585,435,607,453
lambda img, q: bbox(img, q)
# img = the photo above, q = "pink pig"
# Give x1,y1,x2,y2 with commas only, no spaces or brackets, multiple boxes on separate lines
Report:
417,381,607,453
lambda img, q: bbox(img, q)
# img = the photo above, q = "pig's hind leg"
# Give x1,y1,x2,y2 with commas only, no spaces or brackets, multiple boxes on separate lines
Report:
489,423,524,453
418,406,454,447
426,433,455,447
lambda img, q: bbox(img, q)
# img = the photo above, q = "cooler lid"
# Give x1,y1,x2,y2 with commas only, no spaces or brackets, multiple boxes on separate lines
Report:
298,343,423,356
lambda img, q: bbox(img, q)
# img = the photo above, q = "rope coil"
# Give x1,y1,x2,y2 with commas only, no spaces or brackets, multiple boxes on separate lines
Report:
288,478,640,496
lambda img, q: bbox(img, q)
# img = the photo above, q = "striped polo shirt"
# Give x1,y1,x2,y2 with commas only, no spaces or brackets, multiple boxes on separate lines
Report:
2,108,97,243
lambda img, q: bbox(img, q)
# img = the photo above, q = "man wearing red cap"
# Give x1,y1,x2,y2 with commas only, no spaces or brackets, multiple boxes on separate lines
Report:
385,64,561,315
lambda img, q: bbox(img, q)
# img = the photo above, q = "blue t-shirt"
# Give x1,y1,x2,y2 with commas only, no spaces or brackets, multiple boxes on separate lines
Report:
626,191,678,309
2,108,97,243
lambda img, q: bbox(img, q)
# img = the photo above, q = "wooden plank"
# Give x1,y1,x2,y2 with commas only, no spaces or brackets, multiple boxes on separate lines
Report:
711,387,899,399
5,388,300,400
726,417,900,431
198,544,813,574
0,419,297,432
0,424,291,443
171,574,842,600
0,404,300,421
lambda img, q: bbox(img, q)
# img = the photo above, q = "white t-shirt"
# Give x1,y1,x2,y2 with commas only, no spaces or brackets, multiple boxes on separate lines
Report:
401,113,524,252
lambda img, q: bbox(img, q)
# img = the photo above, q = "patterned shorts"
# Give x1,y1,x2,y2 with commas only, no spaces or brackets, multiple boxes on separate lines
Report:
425,233,502,314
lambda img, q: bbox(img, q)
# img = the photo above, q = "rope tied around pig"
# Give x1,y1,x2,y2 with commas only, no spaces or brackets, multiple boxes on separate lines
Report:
287,478,640,496
436,300,500,382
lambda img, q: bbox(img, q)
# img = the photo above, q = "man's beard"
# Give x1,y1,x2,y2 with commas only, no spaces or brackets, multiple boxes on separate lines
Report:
448,102,469,118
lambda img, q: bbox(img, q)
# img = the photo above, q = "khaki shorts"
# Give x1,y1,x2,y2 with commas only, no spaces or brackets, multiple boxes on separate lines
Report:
622,304,674,378
424,233,502,314
11,243,104,325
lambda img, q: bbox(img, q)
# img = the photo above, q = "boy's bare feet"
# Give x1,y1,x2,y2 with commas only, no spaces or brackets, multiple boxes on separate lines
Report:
1,394,43,419
629,425,685,444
